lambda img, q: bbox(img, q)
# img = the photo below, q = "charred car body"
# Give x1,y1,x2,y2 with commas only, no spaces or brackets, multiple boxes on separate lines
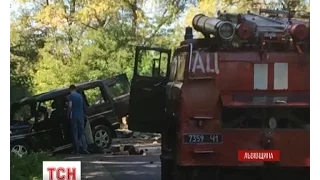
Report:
11,73,130,156
128,9,309,180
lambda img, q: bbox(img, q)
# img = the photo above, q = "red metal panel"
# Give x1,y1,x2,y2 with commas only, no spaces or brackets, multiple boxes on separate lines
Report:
188,52,309,91
177,129,309,167
180,81,220,120
220,92,309,107
180,50,310,167
268,63,274,90
288,63,310,90
216,62,253,91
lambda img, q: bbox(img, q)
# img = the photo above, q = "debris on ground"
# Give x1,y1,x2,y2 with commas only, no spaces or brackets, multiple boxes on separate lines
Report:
110,121,161,156
115,129,133,138
131,132,161,140
107,135,161,156
116,119,161,140
113,135,161,146
115,122,161,144
108,145,146,155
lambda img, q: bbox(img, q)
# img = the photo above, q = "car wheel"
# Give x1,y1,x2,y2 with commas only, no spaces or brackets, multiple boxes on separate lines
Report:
11,142,30,157
92,125,112,150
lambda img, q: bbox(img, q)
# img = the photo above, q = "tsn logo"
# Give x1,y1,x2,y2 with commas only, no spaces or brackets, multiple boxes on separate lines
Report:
43,161,81,180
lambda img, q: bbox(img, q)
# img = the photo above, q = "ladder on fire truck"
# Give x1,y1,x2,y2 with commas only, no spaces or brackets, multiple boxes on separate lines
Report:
216,8,309,53
218,9,309,33
259,8,310,18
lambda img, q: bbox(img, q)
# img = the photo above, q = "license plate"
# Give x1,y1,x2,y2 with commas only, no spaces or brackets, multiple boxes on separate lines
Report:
183,133,223,144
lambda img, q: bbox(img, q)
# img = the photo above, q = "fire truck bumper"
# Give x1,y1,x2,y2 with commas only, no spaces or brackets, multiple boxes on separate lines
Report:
173,166,309,180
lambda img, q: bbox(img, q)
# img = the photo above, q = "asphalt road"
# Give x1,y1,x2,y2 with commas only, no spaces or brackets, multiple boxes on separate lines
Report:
96,154,161,180
65,152,161,180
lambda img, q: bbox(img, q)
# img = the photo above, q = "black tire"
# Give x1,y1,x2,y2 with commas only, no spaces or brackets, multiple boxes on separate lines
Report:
10,141,31,157
92,125,112,151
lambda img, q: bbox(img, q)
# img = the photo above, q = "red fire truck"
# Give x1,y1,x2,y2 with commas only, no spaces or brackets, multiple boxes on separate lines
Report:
128,9,310,180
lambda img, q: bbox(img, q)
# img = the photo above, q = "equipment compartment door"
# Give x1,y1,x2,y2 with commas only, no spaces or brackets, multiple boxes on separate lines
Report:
128,46,171,133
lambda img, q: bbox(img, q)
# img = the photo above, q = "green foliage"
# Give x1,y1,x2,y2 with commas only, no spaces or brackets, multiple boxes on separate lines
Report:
84,87,104,105
10,0,309,99
10,153,60,180
108,83,129,98
10,74,31,103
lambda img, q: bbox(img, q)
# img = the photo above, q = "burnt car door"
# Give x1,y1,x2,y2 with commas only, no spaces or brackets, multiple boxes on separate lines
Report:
10,100,53,154
32,101,58,150
128,46,171,133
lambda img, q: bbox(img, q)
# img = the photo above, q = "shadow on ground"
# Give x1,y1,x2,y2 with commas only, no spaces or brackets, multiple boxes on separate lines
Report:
63,154,161,180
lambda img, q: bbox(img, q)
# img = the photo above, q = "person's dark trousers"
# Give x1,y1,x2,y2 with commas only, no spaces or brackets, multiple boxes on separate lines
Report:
71,117,88,153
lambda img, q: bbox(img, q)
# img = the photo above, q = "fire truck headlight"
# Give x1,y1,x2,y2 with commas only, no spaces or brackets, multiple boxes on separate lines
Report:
218,22,235,40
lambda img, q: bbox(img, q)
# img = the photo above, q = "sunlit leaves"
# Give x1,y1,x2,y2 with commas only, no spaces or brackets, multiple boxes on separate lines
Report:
75,0,120,26
13,0,310,101
35,4,67,29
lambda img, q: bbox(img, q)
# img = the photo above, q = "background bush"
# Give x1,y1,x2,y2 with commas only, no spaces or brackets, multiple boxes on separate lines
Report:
11,153,60,180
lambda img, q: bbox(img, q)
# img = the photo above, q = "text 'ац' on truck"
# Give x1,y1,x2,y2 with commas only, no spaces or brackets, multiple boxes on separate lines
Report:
127,8,309,180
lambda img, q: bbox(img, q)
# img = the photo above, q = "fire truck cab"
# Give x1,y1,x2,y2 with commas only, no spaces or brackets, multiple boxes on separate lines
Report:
128,9,310,180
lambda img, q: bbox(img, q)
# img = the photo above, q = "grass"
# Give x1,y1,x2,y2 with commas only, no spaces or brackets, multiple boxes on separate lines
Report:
11,152,60,180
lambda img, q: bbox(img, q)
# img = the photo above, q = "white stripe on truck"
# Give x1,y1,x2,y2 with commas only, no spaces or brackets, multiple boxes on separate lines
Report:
253,63,288,90
254,64,268,90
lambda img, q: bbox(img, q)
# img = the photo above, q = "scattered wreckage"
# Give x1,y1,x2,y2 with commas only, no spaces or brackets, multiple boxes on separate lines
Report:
10,73,130,156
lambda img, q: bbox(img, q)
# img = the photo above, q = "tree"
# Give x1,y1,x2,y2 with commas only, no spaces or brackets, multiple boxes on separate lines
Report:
12,0,188,94
11,0,308,98
10,9,45,102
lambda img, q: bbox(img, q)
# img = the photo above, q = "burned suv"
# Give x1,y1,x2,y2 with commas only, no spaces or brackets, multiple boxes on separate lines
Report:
10,74,130,156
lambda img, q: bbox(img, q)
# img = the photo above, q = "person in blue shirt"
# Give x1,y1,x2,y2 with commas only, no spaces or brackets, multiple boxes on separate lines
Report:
67,84,90,154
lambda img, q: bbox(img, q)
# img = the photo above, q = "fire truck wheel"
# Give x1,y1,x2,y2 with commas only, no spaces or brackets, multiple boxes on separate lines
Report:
161,159,174,180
